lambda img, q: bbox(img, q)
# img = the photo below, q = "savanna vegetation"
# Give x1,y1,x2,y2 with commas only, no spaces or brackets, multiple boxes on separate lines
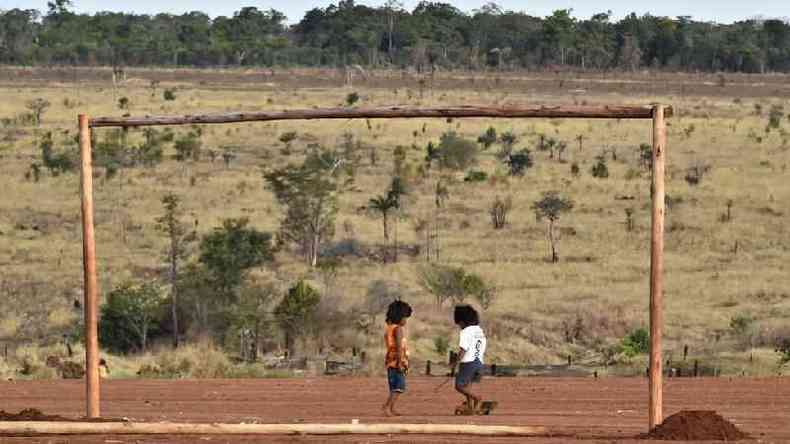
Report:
0,4,789,380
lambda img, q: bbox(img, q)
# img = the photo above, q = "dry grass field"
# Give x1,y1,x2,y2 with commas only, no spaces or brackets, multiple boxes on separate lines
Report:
0,67,789,378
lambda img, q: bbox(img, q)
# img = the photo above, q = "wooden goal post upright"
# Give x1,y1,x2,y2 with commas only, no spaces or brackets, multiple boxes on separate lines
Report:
79,104,670,430
78,114,101,418
649,105,667,429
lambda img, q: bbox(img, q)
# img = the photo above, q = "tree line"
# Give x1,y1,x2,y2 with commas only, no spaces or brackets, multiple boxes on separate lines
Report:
1,0,789,72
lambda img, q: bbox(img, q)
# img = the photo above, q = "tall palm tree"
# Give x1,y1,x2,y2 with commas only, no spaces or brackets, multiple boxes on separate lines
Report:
369,194,398,241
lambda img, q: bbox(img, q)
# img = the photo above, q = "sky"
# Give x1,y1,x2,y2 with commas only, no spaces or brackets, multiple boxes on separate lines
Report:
3,0,788,24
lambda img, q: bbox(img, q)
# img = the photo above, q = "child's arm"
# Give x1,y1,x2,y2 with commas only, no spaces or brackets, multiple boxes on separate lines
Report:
395,326,406,370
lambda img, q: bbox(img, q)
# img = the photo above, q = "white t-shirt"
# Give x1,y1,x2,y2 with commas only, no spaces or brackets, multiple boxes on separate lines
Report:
459,325,486,363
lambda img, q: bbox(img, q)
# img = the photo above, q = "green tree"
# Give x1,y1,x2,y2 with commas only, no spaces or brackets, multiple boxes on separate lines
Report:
264,148,349,267
368,193,398,241
505,149,533,176
155,193,196,348
436,131,478,171
532,191,574,263
621,328,650,357
198,218,274,299
231,282,278,361
275,280,321,356
99,281,163,353
419,264,493,307
25,98,50,126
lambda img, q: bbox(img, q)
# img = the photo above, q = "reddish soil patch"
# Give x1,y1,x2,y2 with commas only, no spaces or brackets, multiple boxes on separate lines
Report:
0,377,787,443
645,410,749,441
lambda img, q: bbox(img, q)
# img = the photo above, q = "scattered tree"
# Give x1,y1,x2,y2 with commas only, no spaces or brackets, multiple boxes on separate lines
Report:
264,148,348,267
505,148,533,176
199,218,274,300
490,195,512,229
419,264,494,307
436,131,478,170
155,193,196,348
477,126,497,149
99,281,163,353
25,98,50,126
532,191,574,263
275,280,321,356
591,154,609,178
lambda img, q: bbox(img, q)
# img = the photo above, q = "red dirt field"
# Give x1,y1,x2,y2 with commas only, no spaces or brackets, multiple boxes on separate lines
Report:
0,377,787,443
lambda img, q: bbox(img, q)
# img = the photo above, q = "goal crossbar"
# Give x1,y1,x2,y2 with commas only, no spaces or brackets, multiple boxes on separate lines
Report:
88,105,672,128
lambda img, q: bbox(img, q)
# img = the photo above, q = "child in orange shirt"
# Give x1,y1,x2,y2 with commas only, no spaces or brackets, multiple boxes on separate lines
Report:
382,300,412,416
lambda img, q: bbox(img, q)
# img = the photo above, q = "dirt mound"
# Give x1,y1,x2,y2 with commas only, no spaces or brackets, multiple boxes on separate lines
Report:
645,410,750,441
0,408,69,421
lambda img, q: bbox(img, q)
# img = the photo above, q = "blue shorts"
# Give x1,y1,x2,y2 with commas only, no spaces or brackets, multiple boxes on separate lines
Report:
387,368,406,393
455,360,483,387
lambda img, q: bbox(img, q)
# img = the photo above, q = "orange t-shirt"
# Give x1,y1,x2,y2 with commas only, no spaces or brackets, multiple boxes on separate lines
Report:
384,323,408,369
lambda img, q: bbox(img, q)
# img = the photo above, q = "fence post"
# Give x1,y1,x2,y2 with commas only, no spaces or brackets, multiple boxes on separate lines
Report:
649,104,667,431
79,114,100,418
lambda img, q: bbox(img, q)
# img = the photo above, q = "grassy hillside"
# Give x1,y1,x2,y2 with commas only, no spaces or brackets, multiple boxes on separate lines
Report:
1,68,788,378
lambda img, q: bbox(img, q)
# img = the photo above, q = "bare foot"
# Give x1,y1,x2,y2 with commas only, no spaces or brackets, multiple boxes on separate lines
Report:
382,405,393,417
389,409,403,417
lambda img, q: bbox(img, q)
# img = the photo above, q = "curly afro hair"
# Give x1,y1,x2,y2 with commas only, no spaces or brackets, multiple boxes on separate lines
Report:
385,300,412,324
454,304,479,327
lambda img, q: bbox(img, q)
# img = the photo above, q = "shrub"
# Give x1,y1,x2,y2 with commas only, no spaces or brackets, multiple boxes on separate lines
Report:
434,336,449,355
490,195,512,229
730,313,755,336
477,127,497,149
464,170,488,182
684,162,710,186
591,155,609,178
174,131,202,161
345,92,360,106
621,328,649,357
118,97,130,109
278,131,297,146
436,131,478,170
99,281,165,354
39,132,77,176
163,89,177,101
505,149,533,176
275,280,321,356
419,264,494,307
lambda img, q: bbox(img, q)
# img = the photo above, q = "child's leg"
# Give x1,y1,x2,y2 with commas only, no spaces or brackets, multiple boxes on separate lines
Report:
383,392,400,416
384,368,405,416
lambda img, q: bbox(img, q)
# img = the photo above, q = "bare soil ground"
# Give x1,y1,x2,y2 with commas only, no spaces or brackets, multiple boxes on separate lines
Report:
1,377,787,443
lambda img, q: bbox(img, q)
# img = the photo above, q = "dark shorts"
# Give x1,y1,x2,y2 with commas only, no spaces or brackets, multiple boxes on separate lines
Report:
455,359,483,387
387,368,406,393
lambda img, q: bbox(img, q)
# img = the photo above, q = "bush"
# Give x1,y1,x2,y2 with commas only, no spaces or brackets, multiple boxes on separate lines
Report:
464,170,488,182
419,264,494,307
591,155,609,178
275,280,321,355
621,328,649,357
477,127,497,149
345,92,360,106
436,131,478,170
99,282,165,354
174,131,202,161
506,149,533,176
490,195,512,229
434,336,449,355
140,342,232,378
163,89,177,101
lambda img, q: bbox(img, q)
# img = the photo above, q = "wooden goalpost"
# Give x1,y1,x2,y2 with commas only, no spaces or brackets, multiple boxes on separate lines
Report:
76,104,670,431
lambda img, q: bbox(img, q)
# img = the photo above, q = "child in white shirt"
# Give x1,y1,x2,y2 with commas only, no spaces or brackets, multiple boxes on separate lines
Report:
451,304,487,412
